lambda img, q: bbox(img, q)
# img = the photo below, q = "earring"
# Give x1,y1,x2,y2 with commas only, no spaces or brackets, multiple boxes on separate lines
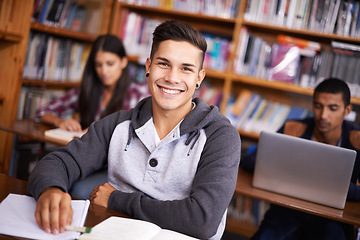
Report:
196,84,200,89
146,73,149,77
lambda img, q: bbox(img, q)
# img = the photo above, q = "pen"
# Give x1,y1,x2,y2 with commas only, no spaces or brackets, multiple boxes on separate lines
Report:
65,225,92,233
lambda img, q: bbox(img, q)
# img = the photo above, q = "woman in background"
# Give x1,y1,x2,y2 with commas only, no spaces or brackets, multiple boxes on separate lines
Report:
35,34,149,199
35,34,149,132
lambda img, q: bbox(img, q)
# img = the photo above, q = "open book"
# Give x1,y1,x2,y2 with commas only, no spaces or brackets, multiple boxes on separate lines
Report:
45,128,85,143
0,194,89,240
79,216,198,240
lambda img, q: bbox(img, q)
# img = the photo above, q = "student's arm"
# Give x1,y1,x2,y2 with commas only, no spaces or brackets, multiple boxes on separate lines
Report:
28,113,119,233
107,123,241,240
347,183,360,201
35,87,81,131
239,148,257,173
240,124,287,174
347,129,360,201
40,113,82,132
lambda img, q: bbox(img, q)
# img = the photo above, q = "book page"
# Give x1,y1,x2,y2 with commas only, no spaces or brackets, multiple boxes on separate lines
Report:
80,216,198,240
80,216,161,240
154,229,199,240
0,194,89,240
45,128,84,142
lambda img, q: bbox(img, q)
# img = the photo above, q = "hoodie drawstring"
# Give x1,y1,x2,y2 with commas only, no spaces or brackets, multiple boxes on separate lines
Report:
185,130,200,156
125,123,200,156
124,123,134,151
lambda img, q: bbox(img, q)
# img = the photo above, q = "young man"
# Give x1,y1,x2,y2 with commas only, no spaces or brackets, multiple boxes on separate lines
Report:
240,78,360,239
27,20,241,240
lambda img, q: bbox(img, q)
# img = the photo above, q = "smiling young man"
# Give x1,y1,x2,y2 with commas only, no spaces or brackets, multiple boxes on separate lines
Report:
27,21,241,240
240,78,360,239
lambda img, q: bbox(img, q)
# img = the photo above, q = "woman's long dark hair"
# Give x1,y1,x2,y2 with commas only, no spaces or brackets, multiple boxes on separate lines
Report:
79,34,132,129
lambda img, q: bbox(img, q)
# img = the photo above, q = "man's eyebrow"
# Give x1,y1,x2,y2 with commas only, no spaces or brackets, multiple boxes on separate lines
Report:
313,101,340,108
155,57,197,68
182,63,197,68
329,103,340,108
156,57,169,62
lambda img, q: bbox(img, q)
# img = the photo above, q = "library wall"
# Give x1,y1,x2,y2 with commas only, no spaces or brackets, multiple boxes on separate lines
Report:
2,0,360,237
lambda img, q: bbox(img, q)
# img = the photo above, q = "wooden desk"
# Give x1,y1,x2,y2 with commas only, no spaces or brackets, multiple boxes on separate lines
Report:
0,119,68,146
0,173,127,240
235,168,360,226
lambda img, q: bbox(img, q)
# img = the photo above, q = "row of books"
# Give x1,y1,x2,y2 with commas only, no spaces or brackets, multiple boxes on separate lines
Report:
244,0,360,38
194,81,223,107
234,28,319,85
118,0,240,19
202,33,231,72
120,11,161,64
23,31,90,82
234,28,360,97
120,11,232,71
32,0,102,34
225,89,309,133
17,87,66,120
227,195,270,226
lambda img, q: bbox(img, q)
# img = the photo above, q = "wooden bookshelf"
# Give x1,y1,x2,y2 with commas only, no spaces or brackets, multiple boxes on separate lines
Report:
0,93,5,103
243,20,360,45
225,218,258,238
0,0,34,174
0,0,114,175
22,79,80,88
30,22,98,42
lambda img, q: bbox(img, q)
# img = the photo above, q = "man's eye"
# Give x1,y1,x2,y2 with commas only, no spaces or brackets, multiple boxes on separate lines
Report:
330,107,339,111
183,67,194,72
158,62,168,67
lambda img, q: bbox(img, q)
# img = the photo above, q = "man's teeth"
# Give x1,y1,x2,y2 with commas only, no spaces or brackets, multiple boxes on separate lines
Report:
162,87,181,94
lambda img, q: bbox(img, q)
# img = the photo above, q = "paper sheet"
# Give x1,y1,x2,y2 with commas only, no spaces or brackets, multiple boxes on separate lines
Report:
0,194,89,240
79,216,198,240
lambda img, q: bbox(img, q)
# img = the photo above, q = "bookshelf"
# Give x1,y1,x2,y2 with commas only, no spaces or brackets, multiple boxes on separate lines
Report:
2,0,360,237
0,0,114,175
110,0,360,137
108,0,360,237
18,0,114,119
0,0,33,174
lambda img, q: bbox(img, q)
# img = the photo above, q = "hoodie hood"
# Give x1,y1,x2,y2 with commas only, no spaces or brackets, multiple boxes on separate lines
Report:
124,96,229,155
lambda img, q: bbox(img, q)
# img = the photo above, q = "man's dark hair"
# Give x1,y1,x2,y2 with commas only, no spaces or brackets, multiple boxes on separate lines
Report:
314,78,351,107
150,20,207,68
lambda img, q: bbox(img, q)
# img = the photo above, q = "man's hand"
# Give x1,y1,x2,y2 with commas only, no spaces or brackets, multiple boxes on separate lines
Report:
89,183,116,208
35,187,73,235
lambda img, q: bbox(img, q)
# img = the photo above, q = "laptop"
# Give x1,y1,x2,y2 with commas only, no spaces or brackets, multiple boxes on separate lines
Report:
253,131,357,209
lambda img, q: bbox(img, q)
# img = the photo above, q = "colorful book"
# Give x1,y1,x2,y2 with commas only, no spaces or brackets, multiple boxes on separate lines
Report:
269,43,301,83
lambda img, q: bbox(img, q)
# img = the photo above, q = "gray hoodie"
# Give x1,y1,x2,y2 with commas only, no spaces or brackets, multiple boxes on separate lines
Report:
28,96,241,239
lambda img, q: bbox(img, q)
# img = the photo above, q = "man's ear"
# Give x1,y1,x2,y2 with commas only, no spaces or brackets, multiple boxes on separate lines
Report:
197,68,206,86
344,104,352,116
145,58,151,73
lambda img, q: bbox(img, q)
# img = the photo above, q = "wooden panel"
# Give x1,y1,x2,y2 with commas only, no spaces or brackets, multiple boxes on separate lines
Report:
226,218,257,238
0,0,33,174
0,0,32,41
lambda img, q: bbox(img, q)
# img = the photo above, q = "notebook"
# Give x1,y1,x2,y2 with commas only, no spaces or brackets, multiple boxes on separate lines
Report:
253,131,357,209
0,194,90,240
